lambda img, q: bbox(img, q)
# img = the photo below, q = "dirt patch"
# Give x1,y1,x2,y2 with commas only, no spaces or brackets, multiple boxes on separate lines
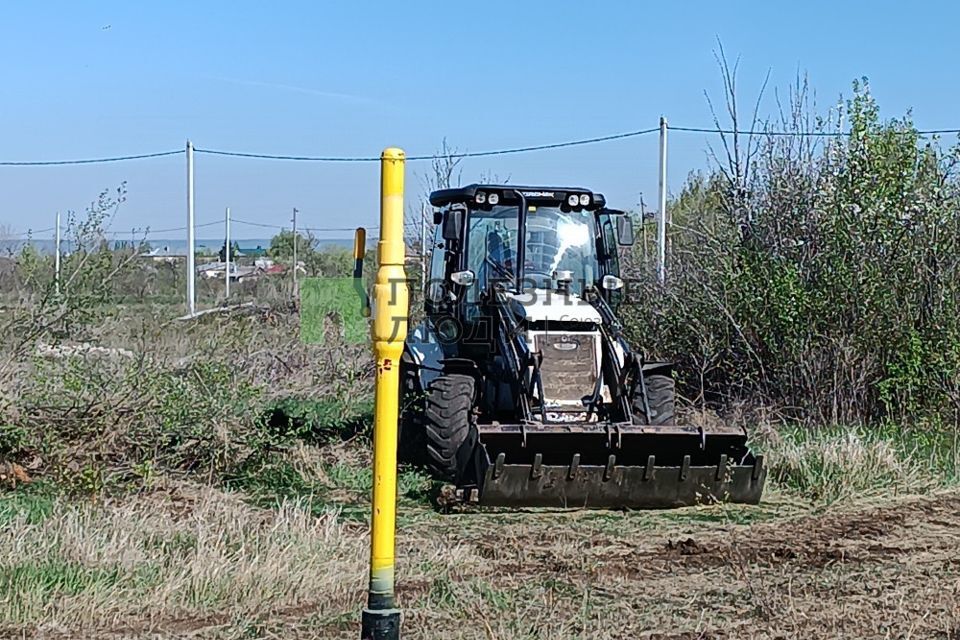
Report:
602,492,960,575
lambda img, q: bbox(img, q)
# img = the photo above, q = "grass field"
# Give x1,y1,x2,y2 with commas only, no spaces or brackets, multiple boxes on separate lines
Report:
2,301,959,639
3,425,959,639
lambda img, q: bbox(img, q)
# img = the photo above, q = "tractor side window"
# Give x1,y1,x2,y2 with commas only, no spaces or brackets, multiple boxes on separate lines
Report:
598,215,620,277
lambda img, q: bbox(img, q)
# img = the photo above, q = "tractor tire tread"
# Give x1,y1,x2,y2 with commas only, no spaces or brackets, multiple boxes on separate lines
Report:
633,374,676,426
422,374,476,481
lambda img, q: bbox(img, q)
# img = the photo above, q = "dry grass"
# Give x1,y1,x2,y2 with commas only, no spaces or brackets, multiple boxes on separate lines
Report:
0,483,367,638
764,424,960,511
3,480,959,639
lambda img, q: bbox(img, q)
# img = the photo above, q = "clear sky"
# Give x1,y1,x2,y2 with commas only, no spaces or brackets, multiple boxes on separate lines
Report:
1,0,957,239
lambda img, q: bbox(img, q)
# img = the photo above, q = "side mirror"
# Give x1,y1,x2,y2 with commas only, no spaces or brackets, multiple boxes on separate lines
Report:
601,275,624,290
442,209,463,242
616,215,635,246
449,270,475,287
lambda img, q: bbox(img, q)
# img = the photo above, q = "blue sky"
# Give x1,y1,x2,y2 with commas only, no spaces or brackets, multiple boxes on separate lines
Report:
1,0,957,239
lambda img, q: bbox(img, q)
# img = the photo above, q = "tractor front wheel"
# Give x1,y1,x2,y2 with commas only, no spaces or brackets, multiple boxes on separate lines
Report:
423,374,478,482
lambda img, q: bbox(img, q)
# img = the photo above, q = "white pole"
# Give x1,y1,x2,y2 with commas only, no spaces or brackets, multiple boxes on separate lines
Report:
420,201,427,291
224,206,231,299
186,140,196,315
292,207,298,295
657,116,668,285
54,212,61,295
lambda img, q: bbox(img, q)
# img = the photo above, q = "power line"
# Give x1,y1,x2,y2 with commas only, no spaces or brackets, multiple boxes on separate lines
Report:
17,227,56,235
0,149,184,167
669,125,960,137
1,122,957,167
232,218,284,229
233,217,378,232
144,220,221,234
193,127,661,163
92,221,222,236
303,225,380,232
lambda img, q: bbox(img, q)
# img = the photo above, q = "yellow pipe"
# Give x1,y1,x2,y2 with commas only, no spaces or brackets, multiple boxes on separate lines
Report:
363,147,406,639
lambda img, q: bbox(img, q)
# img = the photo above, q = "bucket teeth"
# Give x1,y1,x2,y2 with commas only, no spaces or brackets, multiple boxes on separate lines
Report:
716,454,729,481
476,456,767,508
493,452,505,480
644,455,655,481
603,454,616,481
467,422,765,508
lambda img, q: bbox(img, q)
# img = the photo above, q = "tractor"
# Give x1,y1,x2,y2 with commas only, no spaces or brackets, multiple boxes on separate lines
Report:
399,184,765,508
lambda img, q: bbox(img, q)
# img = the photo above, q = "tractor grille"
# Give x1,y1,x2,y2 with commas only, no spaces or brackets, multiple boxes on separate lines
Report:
533,333,599,404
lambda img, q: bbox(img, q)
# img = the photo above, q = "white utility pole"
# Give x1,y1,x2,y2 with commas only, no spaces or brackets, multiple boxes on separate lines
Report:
186,140,196,315
420,201,428,291
292,207,299,294
54,212,61,295
224,206,231,299
657,117,668,285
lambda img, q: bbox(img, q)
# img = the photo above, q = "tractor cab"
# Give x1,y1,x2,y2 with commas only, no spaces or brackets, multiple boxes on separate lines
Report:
426,186,633,314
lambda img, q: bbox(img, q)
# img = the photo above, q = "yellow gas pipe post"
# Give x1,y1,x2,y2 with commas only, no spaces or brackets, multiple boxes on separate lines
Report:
361,148,407,640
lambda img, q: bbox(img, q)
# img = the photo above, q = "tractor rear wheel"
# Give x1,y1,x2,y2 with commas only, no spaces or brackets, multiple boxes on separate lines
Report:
423,374,477,481
632,374,676,426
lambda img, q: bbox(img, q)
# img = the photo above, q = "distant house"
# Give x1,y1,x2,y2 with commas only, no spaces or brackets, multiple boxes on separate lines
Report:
139,246,183,264
239,245,268,258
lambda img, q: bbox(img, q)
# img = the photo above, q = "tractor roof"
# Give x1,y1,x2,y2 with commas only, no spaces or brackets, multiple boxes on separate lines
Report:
430,184,606,209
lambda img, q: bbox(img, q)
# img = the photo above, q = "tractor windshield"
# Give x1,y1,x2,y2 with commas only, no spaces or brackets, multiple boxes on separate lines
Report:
467,205,599,297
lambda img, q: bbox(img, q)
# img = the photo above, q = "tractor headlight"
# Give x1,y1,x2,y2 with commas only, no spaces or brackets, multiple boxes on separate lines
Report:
579,194,590,206
475,192,487,205
487,192,499,205
567,194,579,207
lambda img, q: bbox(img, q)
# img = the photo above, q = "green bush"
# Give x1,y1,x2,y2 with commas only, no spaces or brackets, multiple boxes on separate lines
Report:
624,81,960,427
260,396,373,444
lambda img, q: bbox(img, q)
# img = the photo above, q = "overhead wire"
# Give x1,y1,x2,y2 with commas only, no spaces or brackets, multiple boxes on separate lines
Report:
0,149,184,167
11,226,57,235
233,217,379,232
1,123,956,233
1,124,958,166
193,127,661,162
669,125,960,137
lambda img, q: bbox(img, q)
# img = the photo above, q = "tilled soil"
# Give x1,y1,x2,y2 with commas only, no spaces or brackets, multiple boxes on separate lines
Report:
391,491,960,639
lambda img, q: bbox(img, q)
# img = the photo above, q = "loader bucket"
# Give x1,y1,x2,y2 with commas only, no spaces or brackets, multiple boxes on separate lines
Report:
461,423,765,509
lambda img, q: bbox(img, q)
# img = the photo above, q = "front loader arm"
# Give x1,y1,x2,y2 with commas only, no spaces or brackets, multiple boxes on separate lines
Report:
489,291,538,423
